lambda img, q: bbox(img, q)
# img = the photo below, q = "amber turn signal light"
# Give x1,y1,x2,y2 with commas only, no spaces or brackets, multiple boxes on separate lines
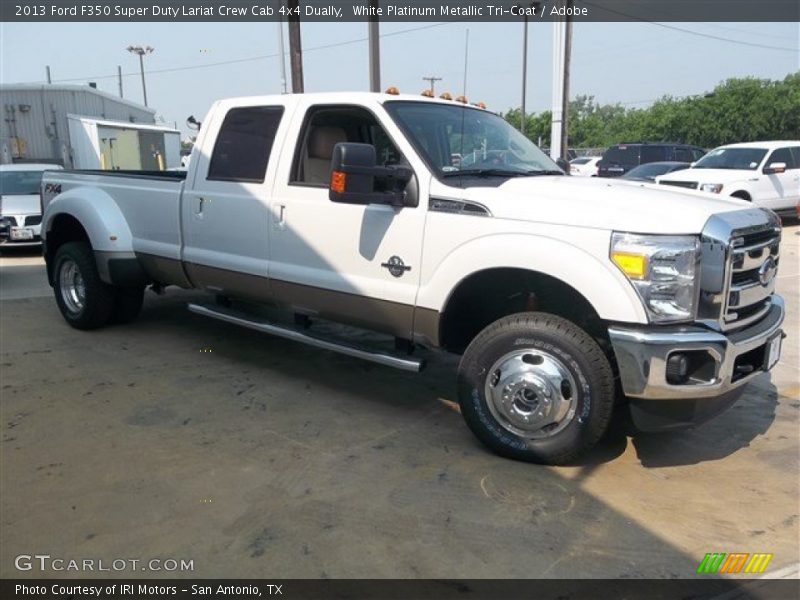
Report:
330,170,347,193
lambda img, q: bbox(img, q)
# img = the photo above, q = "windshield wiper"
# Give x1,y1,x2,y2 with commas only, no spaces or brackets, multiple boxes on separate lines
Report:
441,168,531,178
442,168,563,178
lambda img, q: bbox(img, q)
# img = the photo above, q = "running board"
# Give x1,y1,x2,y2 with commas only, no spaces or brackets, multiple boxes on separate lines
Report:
187,303,425,373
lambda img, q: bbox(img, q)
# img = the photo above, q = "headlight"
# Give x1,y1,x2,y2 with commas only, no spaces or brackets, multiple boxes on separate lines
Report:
610,233,701,323
699,183,723,194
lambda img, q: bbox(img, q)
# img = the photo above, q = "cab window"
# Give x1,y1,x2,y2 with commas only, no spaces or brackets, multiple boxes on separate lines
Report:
291,105,405,187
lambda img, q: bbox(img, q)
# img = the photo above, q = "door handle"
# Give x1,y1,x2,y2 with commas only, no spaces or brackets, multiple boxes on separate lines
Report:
196,197,207,217
274,204,286,229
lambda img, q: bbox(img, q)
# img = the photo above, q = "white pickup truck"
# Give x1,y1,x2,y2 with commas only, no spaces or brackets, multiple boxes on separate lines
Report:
40,92,786,464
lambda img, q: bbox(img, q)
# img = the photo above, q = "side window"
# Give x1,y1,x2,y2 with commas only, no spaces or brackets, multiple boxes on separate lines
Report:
208,106,284,182
791,147,800,169
291,105,404,186
692,148,706,161
640,146,667,163
674,147,692,162
767,147,794,170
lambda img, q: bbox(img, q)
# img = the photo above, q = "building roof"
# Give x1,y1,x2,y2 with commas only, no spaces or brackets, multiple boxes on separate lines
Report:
0,83,156,115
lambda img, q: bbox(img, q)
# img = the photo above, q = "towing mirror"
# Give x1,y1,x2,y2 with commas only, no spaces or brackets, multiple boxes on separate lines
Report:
763,162,787,175
329,143,413,207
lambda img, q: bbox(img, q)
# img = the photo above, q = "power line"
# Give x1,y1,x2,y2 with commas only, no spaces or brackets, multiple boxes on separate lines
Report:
581,1,799,52
39,22,452,85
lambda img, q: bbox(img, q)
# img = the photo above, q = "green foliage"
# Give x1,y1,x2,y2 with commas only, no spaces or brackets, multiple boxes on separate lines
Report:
502,73,800,149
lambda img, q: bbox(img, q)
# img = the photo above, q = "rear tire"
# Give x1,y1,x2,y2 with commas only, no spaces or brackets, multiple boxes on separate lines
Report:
457,312,615,465
53,242,115,330
111,287,145,324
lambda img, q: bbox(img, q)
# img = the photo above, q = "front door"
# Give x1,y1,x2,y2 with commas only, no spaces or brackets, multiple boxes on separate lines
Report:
268,102,428,338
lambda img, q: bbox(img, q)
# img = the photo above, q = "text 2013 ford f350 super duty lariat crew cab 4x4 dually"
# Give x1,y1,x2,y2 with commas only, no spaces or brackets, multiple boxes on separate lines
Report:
40,92,786,465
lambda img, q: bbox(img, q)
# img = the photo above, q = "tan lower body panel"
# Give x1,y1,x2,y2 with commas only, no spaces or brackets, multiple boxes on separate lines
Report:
179,261,441,345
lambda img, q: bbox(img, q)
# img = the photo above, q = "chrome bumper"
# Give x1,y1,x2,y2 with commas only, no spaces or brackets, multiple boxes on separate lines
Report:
608,295,785,400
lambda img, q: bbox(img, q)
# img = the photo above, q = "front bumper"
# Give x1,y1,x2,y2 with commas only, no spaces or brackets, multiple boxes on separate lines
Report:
608,296,785,429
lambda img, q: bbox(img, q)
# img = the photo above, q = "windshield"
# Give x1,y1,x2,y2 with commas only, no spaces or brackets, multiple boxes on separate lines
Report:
693,147,767,170
0,170,46,195
383,101,561,179
602,146,640,166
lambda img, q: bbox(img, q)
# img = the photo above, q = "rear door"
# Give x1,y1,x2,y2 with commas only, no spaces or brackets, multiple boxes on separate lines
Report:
181,101,291,300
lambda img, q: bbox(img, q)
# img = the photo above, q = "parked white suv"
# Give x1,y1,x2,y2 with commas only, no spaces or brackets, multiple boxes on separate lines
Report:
656,141,800,217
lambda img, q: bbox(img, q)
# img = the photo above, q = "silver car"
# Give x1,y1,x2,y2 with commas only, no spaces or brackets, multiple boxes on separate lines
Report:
0,163,63,246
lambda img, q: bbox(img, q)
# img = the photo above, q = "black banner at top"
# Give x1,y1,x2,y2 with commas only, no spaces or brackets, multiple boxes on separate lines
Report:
2,0,800,22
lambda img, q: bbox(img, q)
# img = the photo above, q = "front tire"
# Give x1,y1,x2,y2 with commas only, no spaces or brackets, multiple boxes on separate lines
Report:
53,242,115,330
457,312,614,465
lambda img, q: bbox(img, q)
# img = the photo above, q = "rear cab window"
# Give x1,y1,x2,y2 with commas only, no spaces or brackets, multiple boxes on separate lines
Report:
207,106,285,182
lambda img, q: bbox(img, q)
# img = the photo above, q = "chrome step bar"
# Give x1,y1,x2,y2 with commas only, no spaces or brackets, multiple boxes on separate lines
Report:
188,303,425,373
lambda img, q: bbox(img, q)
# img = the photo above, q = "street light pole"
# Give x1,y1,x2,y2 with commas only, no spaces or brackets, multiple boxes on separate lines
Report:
127,45,154,107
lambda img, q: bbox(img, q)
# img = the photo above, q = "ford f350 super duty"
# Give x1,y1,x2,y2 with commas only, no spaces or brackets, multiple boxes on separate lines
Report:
40,92,786,464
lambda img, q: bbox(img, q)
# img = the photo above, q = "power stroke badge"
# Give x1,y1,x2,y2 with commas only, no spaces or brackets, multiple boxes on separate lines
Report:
381,256,411,278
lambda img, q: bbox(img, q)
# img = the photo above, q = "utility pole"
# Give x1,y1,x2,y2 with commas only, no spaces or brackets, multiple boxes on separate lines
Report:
422,76,442,96
462,29,469,96
127,45,154,107
561,9,572,159
368,0,380,92
277,10,288,93
521,14,528,134
46,66,52,84
519,2,541,136
287,0,304,93
117,66,123,98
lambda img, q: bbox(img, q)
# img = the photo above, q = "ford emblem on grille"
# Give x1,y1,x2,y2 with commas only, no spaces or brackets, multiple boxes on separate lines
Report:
758,256,777,287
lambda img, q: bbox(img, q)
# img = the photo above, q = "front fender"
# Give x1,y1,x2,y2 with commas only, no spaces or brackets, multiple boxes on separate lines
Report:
417,232,648,324
43,186,134,253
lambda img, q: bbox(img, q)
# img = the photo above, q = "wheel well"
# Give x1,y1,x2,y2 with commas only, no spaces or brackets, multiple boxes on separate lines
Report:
730,191,751,201
45,214,90,284
439,268,608,354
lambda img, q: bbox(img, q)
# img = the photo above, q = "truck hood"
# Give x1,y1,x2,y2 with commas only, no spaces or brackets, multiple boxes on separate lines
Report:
657,168,756,185
0,194,40,216
432,175,751,234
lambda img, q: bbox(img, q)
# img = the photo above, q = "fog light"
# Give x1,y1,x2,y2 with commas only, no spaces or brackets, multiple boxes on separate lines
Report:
666,353,690,384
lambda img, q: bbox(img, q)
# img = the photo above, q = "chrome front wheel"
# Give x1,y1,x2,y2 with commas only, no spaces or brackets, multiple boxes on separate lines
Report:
484,349,578,440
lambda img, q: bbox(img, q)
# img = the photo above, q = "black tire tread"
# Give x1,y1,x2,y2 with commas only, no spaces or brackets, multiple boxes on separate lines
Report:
458,311,614,465
52,242,115,330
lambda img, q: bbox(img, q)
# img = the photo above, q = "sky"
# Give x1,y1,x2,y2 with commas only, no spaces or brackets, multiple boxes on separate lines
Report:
1,20,798,136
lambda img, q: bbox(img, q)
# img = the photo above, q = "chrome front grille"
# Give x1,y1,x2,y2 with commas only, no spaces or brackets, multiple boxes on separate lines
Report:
724,225,780,328
698,209,781,331
660,180,698,190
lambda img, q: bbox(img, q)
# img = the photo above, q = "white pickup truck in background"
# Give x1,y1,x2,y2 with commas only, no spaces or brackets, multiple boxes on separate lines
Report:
657,141,800,217
40,92,786,464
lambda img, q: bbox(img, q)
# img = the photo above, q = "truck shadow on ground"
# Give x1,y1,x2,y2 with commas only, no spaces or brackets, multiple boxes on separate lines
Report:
136,290,779,471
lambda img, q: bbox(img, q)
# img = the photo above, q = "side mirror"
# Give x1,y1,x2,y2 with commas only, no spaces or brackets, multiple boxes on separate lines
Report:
764,162,787,175
689,162,697,167
555,157,570,174
329,143,413,207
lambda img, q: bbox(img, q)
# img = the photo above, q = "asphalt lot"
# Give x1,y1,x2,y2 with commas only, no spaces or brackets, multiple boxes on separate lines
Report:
0,227,798,581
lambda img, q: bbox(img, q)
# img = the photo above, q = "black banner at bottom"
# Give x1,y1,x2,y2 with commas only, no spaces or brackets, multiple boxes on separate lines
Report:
2,579,799,600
